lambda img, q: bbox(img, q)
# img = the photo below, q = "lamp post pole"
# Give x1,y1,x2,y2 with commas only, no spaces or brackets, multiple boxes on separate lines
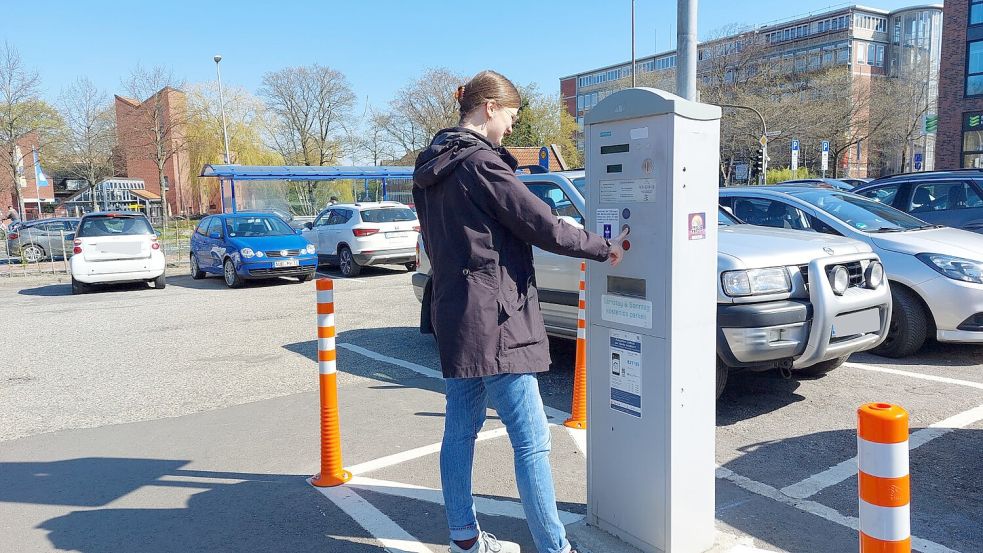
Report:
214,55,232,165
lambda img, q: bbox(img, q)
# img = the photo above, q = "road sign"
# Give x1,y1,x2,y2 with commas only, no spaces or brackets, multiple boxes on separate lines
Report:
914,153,923,171
538,146,550,171
924,114,938,134
821,141,830,173
791,140,800,171
759,135,768,147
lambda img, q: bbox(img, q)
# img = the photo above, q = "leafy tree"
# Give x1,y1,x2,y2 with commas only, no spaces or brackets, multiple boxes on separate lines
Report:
58,77,116,210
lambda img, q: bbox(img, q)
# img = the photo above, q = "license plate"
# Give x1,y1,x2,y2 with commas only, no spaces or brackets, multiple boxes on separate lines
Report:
274,259,299,268
385,231,409,239
104,242,142,255
832,308,880,337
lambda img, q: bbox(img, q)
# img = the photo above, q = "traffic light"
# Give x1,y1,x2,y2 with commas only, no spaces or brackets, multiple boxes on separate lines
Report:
754,148,764,175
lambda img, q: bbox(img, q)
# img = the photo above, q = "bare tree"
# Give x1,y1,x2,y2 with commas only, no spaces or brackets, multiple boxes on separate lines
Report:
120,64,188,223
59,77,116,210
378,67,464,159
0,42,61,218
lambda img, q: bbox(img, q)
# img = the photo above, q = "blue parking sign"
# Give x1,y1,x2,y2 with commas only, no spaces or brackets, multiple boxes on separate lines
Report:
791,140,800,151
821,141,830,153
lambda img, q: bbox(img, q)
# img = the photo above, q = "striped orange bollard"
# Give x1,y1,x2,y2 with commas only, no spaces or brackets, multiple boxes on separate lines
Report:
311,278,352,487
564,261,588,430
857,403,910,552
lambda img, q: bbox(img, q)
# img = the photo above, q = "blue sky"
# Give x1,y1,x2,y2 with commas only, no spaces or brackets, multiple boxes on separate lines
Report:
3,1,920,112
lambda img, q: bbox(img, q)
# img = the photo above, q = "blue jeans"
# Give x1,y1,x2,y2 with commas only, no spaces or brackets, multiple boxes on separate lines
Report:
441,373,571,553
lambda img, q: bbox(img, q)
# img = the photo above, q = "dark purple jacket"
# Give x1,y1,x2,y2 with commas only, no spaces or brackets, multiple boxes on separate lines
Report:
413,127,610,379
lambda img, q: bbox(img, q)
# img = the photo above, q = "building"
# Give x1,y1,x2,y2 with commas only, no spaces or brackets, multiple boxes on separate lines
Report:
561,4,943,178
937,0,983,169
114,87,192,217
59,178,163,222
0,132,56,220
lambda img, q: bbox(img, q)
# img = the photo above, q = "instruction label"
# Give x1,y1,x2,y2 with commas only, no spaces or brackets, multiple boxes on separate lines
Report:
609,330,642,418
596,209,620,239
599,179,658,203
601,294,653,329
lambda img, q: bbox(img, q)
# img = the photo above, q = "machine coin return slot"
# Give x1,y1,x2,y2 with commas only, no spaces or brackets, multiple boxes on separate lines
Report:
606,164,623,173
600,143,630,154
607,275,646,299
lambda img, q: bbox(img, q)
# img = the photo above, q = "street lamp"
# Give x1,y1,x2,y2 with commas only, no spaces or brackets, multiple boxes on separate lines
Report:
214,55,232,165
717,103,769,185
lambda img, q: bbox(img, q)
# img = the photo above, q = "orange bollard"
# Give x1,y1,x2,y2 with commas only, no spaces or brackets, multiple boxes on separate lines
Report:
311,278,352,487
565,261,588,430
857,403,910,553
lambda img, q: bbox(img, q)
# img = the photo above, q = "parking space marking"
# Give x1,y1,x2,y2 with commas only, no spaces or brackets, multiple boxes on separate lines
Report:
716,467,960,553
781,403,983,500
315,482,437,553
845,362,983,390
339,343,443,380
348,427,510,477
349,476,584,524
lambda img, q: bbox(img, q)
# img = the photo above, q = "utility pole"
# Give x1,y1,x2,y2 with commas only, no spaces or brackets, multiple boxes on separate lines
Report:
631,0,637,87
677,0,698,101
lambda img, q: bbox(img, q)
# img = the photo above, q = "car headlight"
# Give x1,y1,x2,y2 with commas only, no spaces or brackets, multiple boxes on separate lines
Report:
255,250,265,258
829,265,849,295
241,248,255,258
721,268,790,297
306,244,316,254
865,261,884,289
916,253,983,284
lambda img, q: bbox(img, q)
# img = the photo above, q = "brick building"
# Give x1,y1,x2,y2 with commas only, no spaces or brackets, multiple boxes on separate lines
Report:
115,87,193,216
937,0,983,169
561,4,943,178
1,132,56,220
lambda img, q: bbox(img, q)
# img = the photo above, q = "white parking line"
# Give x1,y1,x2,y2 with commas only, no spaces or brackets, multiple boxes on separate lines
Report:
845,362,983,390
315,481,437,553
348,427,510,476
781,403,983,500
716,467,960,553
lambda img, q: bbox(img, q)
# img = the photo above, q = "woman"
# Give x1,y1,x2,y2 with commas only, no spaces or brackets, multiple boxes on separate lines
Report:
413,70,627,553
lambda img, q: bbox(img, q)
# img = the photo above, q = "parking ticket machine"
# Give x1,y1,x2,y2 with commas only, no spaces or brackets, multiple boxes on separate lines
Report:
583,88,721,553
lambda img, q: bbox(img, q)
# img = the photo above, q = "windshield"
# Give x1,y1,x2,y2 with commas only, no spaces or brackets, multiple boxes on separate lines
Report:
78,215,154,237
572,177,586,192
718,209,739,226
788,190,927,232
225,216,294,237
360,208,417,223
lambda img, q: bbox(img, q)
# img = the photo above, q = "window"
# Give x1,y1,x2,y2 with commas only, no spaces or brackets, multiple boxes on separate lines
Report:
79,215,154,237
973,0,983,26
962,113,983,167
867,43,876,65
730,198,810,230
967,41,983,96
526,183,583,225
359,207,416,223
855,184,901,206
876,44,885,67
327,209,352,225
857,43,867,64
225,216,293,237
206,218,222,237
909,182,983,212
577,95,584,111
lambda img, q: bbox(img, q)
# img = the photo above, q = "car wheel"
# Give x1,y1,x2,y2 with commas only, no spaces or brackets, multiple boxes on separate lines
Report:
190,254,205,279
21,243,45,263
153,274,166,289
339,246,361,277
404,262,417,272
716,357,728,400
871,286,928,358
71,277,87,295
797,356,848,377
223,259,244,288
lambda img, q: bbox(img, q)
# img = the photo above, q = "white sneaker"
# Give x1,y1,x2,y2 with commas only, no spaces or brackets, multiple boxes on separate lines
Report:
449,531,520,553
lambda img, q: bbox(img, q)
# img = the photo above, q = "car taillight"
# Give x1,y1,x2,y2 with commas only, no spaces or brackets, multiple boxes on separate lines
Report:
73,246,82,254
7,233,17,239
151,243,160,250
353,228,379,237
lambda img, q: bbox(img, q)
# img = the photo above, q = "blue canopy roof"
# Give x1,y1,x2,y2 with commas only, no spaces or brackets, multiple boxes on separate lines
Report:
199,164,414,181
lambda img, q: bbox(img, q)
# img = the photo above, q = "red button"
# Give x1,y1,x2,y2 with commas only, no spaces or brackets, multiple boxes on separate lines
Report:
622,240,631,251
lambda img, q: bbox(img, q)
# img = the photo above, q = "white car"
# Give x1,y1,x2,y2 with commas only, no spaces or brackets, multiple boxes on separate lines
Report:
302,202,419,277
69,212,166,294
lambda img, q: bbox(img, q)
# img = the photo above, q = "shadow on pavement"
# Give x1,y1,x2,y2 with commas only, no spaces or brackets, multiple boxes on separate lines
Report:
716,371,805,426
316,264,413,280
168,274,306,291
0,457,382,553
17,283,72,297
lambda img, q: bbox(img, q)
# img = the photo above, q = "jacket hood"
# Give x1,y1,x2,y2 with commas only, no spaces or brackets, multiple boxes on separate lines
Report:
413,127,516,189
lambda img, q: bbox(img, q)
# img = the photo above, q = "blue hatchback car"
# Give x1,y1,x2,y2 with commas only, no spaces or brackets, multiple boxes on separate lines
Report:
189,212,318,288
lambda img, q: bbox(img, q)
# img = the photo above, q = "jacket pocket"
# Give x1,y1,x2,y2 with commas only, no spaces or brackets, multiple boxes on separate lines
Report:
500,295,546,350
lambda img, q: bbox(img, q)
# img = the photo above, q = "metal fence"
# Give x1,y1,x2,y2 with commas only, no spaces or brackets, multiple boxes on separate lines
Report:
0,220,195,280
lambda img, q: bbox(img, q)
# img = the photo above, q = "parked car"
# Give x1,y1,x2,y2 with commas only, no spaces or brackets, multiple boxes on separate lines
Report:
302,201,419,277
5,217,79,262
781,178,856,191
70,212,166,294
413,171,892,398
839,177,871,188
189,212,317,288
720,186,983,356
853,170,983,233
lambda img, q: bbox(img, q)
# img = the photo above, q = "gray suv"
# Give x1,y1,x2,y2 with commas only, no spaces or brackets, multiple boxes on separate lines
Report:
412,171,892,398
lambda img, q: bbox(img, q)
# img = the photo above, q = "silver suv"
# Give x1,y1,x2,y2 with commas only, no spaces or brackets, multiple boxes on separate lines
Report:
412,171,893,398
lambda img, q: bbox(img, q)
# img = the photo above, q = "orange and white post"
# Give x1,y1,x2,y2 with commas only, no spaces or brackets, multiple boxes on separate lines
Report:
564,261,588,430
311,278,352,487
857,403,910,552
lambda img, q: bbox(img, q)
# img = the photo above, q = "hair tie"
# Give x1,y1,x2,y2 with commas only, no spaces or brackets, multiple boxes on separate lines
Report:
454,85,466,102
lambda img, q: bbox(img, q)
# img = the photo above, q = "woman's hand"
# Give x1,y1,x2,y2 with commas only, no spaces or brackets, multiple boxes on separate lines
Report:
608,227,630,267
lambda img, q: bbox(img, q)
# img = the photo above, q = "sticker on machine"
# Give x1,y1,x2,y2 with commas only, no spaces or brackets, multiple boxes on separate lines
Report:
601,294,653,329
596,209,620,239
609,330,642,418
688,212,706,240
599,179,658,203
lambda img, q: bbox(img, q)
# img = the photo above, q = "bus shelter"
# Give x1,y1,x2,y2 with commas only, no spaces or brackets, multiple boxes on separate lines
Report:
199,164,416,214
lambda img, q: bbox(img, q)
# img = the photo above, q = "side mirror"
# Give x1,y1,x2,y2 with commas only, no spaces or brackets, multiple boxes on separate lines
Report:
303,222,313,230
209,232,221,239
295,228,303,235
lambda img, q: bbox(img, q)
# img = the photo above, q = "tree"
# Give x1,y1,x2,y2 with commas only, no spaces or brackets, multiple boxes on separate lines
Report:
120,64,188,223
377,67,464,159
503,84,582,167
58,77,116,210
0,42,62,217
